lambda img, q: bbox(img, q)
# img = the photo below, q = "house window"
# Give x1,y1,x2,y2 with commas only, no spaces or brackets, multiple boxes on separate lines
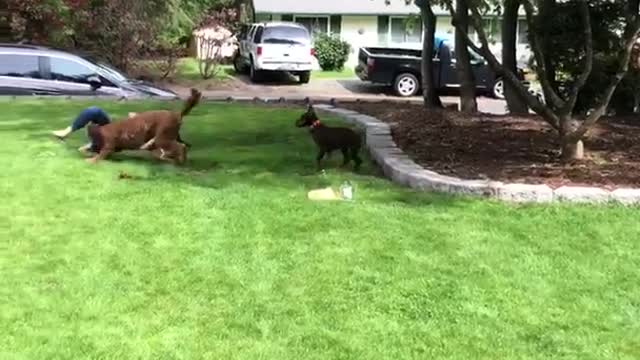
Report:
255,13,272,22
390,17,422,44
295,16,329,36
517,19,529,45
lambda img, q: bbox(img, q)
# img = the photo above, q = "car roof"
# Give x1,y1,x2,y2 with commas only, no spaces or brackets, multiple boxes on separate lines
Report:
250,21,306,29
0,43,90,61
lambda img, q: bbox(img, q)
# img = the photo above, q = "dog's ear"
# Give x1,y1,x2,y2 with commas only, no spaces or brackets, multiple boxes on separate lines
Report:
306,104,317,117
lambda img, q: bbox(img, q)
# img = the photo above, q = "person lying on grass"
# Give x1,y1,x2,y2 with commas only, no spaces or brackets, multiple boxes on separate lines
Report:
52,106,190,154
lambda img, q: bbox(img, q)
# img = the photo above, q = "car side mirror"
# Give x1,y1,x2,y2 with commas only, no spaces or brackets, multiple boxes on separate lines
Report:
87,75,102,90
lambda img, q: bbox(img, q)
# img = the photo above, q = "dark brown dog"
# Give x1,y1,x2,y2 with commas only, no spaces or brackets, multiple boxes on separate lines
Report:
86,88,202,164
296,104,362,170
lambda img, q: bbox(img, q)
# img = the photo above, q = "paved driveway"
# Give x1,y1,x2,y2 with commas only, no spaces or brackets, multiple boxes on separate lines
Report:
168,73,508,115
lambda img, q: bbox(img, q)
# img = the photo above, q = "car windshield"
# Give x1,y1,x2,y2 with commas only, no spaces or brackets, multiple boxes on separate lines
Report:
79,54,128,82
262,26,309,45
96,62,128,82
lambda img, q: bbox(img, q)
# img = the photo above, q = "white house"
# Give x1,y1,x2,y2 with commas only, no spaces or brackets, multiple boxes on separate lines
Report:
251,0,531,67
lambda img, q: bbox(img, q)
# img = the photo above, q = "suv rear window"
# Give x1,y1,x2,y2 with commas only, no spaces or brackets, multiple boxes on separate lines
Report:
0,54,41,78
260,26,310,45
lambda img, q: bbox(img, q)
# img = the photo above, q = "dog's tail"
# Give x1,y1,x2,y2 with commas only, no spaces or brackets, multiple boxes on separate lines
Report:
180,88,202,118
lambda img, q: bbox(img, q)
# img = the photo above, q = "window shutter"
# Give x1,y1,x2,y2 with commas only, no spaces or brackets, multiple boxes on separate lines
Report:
377,16,389,45
281,14,293,22
330,15,342,36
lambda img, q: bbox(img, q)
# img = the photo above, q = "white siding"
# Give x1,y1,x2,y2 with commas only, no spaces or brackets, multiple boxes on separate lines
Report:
253,13,532,68
340,16,379,66
436,17,454,36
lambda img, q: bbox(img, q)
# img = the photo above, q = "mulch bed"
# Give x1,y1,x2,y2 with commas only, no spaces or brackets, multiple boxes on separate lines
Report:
341,102,640,189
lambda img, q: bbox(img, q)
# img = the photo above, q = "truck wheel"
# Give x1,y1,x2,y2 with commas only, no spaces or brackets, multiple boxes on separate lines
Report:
492,78,505,99
299,71,311,84
393,73,420,97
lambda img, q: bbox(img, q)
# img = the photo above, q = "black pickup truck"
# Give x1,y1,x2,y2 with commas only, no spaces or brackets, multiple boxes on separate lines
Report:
355,40,527,98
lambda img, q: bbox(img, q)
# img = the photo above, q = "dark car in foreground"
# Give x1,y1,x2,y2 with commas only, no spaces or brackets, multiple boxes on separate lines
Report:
0,44,177,98
355,38,529,98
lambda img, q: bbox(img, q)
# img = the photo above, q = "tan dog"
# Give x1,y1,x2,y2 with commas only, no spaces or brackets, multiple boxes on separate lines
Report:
86,88,202,164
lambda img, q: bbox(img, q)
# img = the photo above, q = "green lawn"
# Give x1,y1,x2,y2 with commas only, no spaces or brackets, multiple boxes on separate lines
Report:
313,67,357,80
143,57,356,84
172,57,234,82
139,57,234,85
1,99,639,359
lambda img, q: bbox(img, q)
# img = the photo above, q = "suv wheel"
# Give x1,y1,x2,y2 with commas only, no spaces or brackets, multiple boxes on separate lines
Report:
393,73,420,97
233,52,247,74
492,78,505,99
299,71,311,84
249,60,262,83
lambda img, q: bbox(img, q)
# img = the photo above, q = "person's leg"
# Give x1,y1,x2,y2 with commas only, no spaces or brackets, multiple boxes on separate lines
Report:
53,106,110,139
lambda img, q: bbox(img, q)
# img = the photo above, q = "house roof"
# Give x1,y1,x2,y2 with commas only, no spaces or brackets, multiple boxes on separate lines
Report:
253,0,449,16
253,0,527,17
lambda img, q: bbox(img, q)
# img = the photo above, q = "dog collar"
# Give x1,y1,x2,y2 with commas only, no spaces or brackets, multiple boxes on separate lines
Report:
311,120,321,128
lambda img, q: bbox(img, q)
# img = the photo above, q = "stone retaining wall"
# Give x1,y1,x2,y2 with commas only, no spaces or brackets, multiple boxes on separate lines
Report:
314,104,640,205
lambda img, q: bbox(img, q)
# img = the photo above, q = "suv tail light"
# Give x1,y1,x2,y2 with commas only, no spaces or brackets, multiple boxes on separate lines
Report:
256,46,263,56
311,48,316,57
367,58,375,73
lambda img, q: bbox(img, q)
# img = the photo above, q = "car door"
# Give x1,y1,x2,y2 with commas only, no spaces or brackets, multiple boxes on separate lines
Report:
251,26,264,62
438,43,457,87
469,50,492,89
242,25,258,64
237,24,249,58
43,56,123,96
0,53,56,95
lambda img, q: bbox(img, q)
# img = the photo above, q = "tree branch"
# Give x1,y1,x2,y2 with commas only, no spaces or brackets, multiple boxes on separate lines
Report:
444,0,560,129
559,0,593,117
522,0,565,110
568,8,640,141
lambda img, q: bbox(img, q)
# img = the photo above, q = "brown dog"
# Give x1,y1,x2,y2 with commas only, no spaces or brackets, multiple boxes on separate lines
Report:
86,88,202,164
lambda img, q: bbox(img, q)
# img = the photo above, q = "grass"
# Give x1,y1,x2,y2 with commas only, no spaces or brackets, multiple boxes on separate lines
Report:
143,57,356,85
138,57,234,86
1,99,639,359
313,67,357,80
172,57,234,83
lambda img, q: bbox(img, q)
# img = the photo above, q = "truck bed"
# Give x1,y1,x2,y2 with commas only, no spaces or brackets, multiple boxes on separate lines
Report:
359,47,422,59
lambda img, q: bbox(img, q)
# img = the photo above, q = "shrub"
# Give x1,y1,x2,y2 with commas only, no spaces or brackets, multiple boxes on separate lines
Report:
194,8,238,80
314,33,351,71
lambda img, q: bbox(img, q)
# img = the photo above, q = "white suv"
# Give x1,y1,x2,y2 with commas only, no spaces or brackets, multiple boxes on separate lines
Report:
233,22,314,84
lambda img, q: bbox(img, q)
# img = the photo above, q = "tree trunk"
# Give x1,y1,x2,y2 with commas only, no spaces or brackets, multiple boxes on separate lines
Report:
455,0,477,113
561,139,584,161
539,0,558,98
502,0,529,114
420,1,443,109
559,117,584,161
235,0,249,23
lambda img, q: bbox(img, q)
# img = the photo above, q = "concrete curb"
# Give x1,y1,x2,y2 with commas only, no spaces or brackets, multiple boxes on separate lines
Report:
316,105,638,205
0,94,440,106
